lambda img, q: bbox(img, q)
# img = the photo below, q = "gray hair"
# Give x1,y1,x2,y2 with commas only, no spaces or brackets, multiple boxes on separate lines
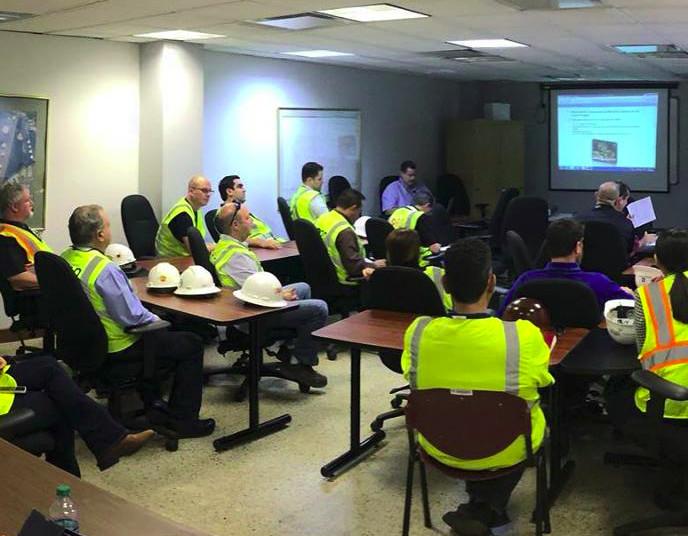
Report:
68,204,104,246
0,180,26,214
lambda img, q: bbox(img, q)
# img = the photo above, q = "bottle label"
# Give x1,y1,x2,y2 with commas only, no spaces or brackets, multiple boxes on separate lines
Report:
53,518,80,531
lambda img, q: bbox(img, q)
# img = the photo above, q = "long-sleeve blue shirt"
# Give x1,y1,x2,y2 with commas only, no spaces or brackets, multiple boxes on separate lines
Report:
94,263,158,328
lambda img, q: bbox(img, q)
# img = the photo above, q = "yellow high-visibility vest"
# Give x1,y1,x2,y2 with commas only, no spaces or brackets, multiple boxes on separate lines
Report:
315,210,365,286
210,236,263,289
0,223,52,263
155,197,206,257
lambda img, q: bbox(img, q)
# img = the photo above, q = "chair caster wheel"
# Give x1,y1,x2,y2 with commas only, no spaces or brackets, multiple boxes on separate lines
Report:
326,347,338,361
165,438,179,452
299,383,311,394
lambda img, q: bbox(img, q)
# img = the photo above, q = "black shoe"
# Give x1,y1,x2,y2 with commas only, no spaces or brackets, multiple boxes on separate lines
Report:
275,345,293,364
277,364,327,388
146,399,171,425
442,502,509,536
168,418,216,438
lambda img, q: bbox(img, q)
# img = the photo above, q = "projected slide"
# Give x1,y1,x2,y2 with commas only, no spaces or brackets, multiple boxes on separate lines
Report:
558,93,658,172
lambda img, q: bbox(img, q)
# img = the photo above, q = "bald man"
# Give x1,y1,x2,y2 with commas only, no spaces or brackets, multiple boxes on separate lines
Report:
155,176,214,257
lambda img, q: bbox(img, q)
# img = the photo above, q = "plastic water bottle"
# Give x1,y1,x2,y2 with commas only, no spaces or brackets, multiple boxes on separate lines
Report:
48,484,80,531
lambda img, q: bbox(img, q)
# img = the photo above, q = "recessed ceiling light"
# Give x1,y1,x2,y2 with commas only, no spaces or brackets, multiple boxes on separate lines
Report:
447,39,529,49
133,30,224,41
283,50,355,58
613,44,672,54
0,11,34,22
318,4,428,22
497,0,602,9
252,13,341,30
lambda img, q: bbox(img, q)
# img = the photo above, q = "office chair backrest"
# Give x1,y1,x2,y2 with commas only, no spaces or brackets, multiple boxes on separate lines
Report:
490,188,520,241
379,175,398,214
365,217,393,260
0,274,20,318
34,252,108,376
277,197,295,240
368,267,446,316
505,230,534,277
292,218,342,297
514,278,601,329
205,209,220,242
406,389,531,461
121,194,158,258
187,227,221,287
428,202,454,245
437,174,470,217
580,220,627,280
501,196,549,260
327,175,351,208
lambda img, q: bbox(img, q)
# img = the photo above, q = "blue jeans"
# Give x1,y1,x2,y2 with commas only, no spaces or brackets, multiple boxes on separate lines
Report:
261,282,328,366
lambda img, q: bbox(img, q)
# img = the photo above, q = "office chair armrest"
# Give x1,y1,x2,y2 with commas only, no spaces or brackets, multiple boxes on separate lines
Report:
494,286,509,296
0,408,38,440
347,276,366,283
126,319,171,334
632,369,688,402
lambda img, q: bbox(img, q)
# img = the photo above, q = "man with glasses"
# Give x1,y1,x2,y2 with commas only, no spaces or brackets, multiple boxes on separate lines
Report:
155,175,214,257
218,175,284,249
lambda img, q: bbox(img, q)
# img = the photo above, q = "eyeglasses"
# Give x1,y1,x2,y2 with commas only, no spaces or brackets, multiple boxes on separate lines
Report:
193,187,214,194
215,200,242,232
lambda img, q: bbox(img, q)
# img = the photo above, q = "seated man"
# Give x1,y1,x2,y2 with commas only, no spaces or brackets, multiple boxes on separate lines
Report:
1,354,153,476
155,175,213,257
218,174,284,249
388,192,442,261
500,219,633,315
315,189,384,283
401,238,554,534
381,160,433,215
62,205,214,438
210,202,328,388
289,162,328,224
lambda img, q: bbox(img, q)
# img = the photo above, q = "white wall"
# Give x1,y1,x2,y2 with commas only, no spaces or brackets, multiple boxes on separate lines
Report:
202,51,475,234
0,31,140,327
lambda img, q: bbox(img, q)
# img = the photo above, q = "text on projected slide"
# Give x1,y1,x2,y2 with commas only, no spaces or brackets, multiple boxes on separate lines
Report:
557,93,658,173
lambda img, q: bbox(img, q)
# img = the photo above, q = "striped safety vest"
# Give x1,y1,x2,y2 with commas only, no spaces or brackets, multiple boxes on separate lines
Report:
315,210,365,286
423,265,453,311
0,223,52,263
290,184,325,223
155,197,207,257
209,236,263,289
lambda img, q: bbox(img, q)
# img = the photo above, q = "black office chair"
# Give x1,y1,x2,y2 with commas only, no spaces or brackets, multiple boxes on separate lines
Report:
34,251,179,451
0,276,48,354
581,220,628,283
0,406,56,461
506,230,534,278
502,196,549,261
327,175,351,209
277,197,295,240
613,370,688,535
365,217,393,260
121,194,159,259
187,227,222,287
205,208,220,242
379,175,398,215
490,187,520,251
367,267,446,432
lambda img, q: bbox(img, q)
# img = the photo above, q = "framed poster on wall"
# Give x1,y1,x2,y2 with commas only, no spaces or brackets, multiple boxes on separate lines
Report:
0,95,48,228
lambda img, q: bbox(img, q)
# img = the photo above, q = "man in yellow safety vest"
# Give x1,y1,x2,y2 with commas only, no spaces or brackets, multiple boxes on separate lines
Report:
289,162,328,224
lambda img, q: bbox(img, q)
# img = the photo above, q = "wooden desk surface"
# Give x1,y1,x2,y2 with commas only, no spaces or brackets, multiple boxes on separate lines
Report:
131,277,297,325
622,256,656,276
313,310,590,366
0,438,211,536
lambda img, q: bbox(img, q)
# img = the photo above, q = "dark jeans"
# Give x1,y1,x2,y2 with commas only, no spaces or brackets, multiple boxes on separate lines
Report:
108,330,203,421
465,467,525,514
10,356,127,476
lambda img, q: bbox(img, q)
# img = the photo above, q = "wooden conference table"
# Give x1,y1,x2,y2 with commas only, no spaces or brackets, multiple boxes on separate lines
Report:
0,438,211,536
130,277,297,452
313,310,638,492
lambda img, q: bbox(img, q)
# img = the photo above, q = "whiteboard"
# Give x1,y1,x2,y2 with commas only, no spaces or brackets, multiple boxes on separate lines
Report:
278,108,361,201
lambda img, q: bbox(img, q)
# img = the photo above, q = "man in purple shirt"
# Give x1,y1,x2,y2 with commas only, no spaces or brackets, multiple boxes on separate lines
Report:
499,218,633,316
62,205,214,439
381,160,434,215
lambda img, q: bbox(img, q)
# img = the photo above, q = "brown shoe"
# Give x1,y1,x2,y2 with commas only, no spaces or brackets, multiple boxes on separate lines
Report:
98,429,155,471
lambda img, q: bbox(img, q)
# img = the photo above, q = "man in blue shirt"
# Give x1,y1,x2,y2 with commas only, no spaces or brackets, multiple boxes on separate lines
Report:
381,160,434,215
499,218,633,315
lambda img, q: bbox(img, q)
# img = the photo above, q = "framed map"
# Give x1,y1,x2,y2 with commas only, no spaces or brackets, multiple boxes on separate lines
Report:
0,95,48,228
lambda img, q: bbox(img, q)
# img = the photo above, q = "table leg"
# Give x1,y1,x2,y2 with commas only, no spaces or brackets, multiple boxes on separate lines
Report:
213,319,291,452
320,346,385,478
547,374,575,505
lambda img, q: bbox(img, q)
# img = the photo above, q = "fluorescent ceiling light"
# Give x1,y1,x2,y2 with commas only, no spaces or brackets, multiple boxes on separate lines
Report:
283,50,354,58
133,30,224,41
448,38,529,49
252,13,341,30
318,4,428,22
613,44,668,54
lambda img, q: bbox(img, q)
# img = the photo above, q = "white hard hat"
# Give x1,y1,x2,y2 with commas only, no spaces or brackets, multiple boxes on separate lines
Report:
604,299,635,345
233,272,287,308
634,265,663,288
147,262,181,291
105,243,136,268
174,265,221,296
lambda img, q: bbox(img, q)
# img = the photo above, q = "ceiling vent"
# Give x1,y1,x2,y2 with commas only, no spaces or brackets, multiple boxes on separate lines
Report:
250,12,344,30
0,11,35,23
496,0,603,10
421,49,516,63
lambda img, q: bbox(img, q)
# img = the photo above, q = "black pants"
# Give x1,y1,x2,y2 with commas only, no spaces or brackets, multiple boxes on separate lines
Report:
10,356,127,476
108,330,203,421
465,467,525,514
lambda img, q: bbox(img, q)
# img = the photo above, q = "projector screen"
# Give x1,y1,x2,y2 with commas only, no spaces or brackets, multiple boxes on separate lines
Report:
549,88,669,192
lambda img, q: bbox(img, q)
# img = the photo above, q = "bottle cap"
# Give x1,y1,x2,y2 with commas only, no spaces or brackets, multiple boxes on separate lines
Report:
56,484,71,497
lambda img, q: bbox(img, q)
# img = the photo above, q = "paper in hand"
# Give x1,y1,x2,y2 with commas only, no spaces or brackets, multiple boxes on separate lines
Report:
627,197,656,229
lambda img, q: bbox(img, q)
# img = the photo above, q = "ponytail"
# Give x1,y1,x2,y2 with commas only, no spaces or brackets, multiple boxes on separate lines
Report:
670,271,688,324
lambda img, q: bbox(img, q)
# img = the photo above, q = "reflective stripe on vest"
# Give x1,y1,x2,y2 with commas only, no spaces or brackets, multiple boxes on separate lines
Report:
390,206,421,230
640,279,684,371
209,237,263,289
0,223,52,263
290,185,321,223
248,213,275,241
0,365,17,416
424,266,453,311
61,248,140,354
155,197,206,257
316,210,365,286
